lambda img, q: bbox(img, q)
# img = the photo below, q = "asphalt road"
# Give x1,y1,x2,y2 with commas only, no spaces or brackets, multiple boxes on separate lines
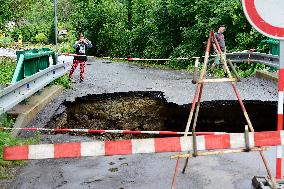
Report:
0,48,17,58
5,58,281,189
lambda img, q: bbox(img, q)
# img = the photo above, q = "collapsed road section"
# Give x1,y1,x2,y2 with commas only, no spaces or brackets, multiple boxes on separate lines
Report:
2,58,280,189
43,91,278,140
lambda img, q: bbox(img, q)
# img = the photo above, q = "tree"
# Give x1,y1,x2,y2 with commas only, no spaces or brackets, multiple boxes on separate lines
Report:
1,0,264,60
0,0,33,30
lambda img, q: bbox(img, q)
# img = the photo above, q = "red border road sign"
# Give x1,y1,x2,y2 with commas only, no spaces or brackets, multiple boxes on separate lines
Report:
242,0,284,39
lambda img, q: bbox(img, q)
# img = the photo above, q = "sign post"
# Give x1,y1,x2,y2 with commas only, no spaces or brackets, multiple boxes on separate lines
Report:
53,0,58,53
242,0,284,180
278,40,284,179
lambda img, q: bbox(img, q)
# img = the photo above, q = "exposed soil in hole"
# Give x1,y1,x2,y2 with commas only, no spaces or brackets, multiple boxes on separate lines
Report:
47,91,277,140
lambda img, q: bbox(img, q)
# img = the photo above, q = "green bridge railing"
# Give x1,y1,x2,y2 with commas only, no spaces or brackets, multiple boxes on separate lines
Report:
11,48,57,84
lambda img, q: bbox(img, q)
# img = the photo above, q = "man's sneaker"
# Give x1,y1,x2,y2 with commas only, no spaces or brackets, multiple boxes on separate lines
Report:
79,79,84,83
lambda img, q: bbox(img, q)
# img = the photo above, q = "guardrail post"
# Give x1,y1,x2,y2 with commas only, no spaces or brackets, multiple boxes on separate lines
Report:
192,57,200,84
11,54,25,84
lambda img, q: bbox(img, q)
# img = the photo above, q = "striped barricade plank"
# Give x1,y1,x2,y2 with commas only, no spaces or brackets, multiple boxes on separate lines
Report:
3,131,283,160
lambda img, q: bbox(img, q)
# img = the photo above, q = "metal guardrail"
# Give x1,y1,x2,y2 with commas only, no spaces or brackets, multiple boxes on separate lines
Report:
107,52,280,68
224,52,279,68
204,52,280,68
0,63,66,115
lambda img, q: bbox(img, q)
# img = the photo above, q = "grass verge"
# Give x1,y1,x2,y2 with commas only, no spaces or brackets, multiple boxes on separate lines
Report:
112,58,268,78
0,115,39,179
0,57,16,85
0,56,71,89
50,74,71,89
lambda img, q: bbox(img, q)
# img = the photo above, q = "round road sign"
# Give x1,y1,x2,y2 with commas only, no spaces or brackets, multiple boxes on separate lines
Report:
242,0,284,39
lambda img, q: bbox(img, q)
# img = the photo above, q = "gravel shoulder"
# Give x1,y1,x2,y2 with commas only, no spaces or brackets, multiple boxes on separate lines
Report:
4,59,279,189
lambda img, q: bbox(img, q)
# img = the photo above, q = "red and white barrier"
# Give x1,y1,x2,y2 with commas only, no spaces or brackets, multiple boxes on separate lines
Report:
127,58,172,61
3,131,284,160
112,57,127,60
276,41,284,179
60,53,87,57
111,57,190,61
0,127,225,136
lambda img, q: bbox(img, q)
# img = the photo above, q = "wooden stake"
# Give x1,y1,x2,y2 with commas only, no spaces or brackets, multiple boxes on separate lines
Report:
171,147,269,159
199,78,237,83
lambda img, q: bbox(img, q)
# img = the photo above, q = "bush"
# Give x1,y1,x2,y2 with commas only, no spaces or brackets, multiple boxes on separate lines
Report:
59,42,74,53
166,59,192,70
0,57,16,85
0,37,14,48
34,33,47,43
11,25,37,43
50,74,71,89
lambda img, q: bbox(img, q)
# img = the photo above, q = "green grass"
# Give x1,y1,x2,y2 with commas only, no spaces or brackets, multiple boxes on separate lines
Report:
114,58,267,78
0,37,14,48
0,115,39,179
0,57,16,85
50,74,72,89
0,56,71,88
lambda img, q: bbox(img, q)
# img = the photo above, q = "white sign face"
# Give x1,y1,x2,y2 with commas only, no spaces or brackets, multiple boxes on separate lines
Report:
242,0,284,39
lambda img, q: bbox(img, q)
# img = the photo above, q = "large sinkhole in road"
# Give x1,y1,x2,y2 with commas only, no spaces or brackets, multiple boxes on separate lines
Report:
48,91,277,140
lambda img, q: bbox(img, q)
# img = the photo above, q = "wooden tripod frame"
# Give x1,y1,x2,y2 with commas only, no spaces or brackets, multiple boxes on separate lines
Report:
170,32,277,189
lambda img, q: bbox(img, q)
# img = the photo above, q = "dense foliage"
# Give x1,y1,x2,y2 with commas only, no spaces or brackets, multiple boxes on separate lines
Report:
68,0,267,58
0,57,16,85
1,0,268,60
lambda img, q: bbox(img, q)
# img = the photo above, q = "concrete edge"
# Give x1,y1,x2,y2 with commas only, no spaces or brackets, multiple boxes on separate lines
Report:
255,70,278,82
10,85,64,137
